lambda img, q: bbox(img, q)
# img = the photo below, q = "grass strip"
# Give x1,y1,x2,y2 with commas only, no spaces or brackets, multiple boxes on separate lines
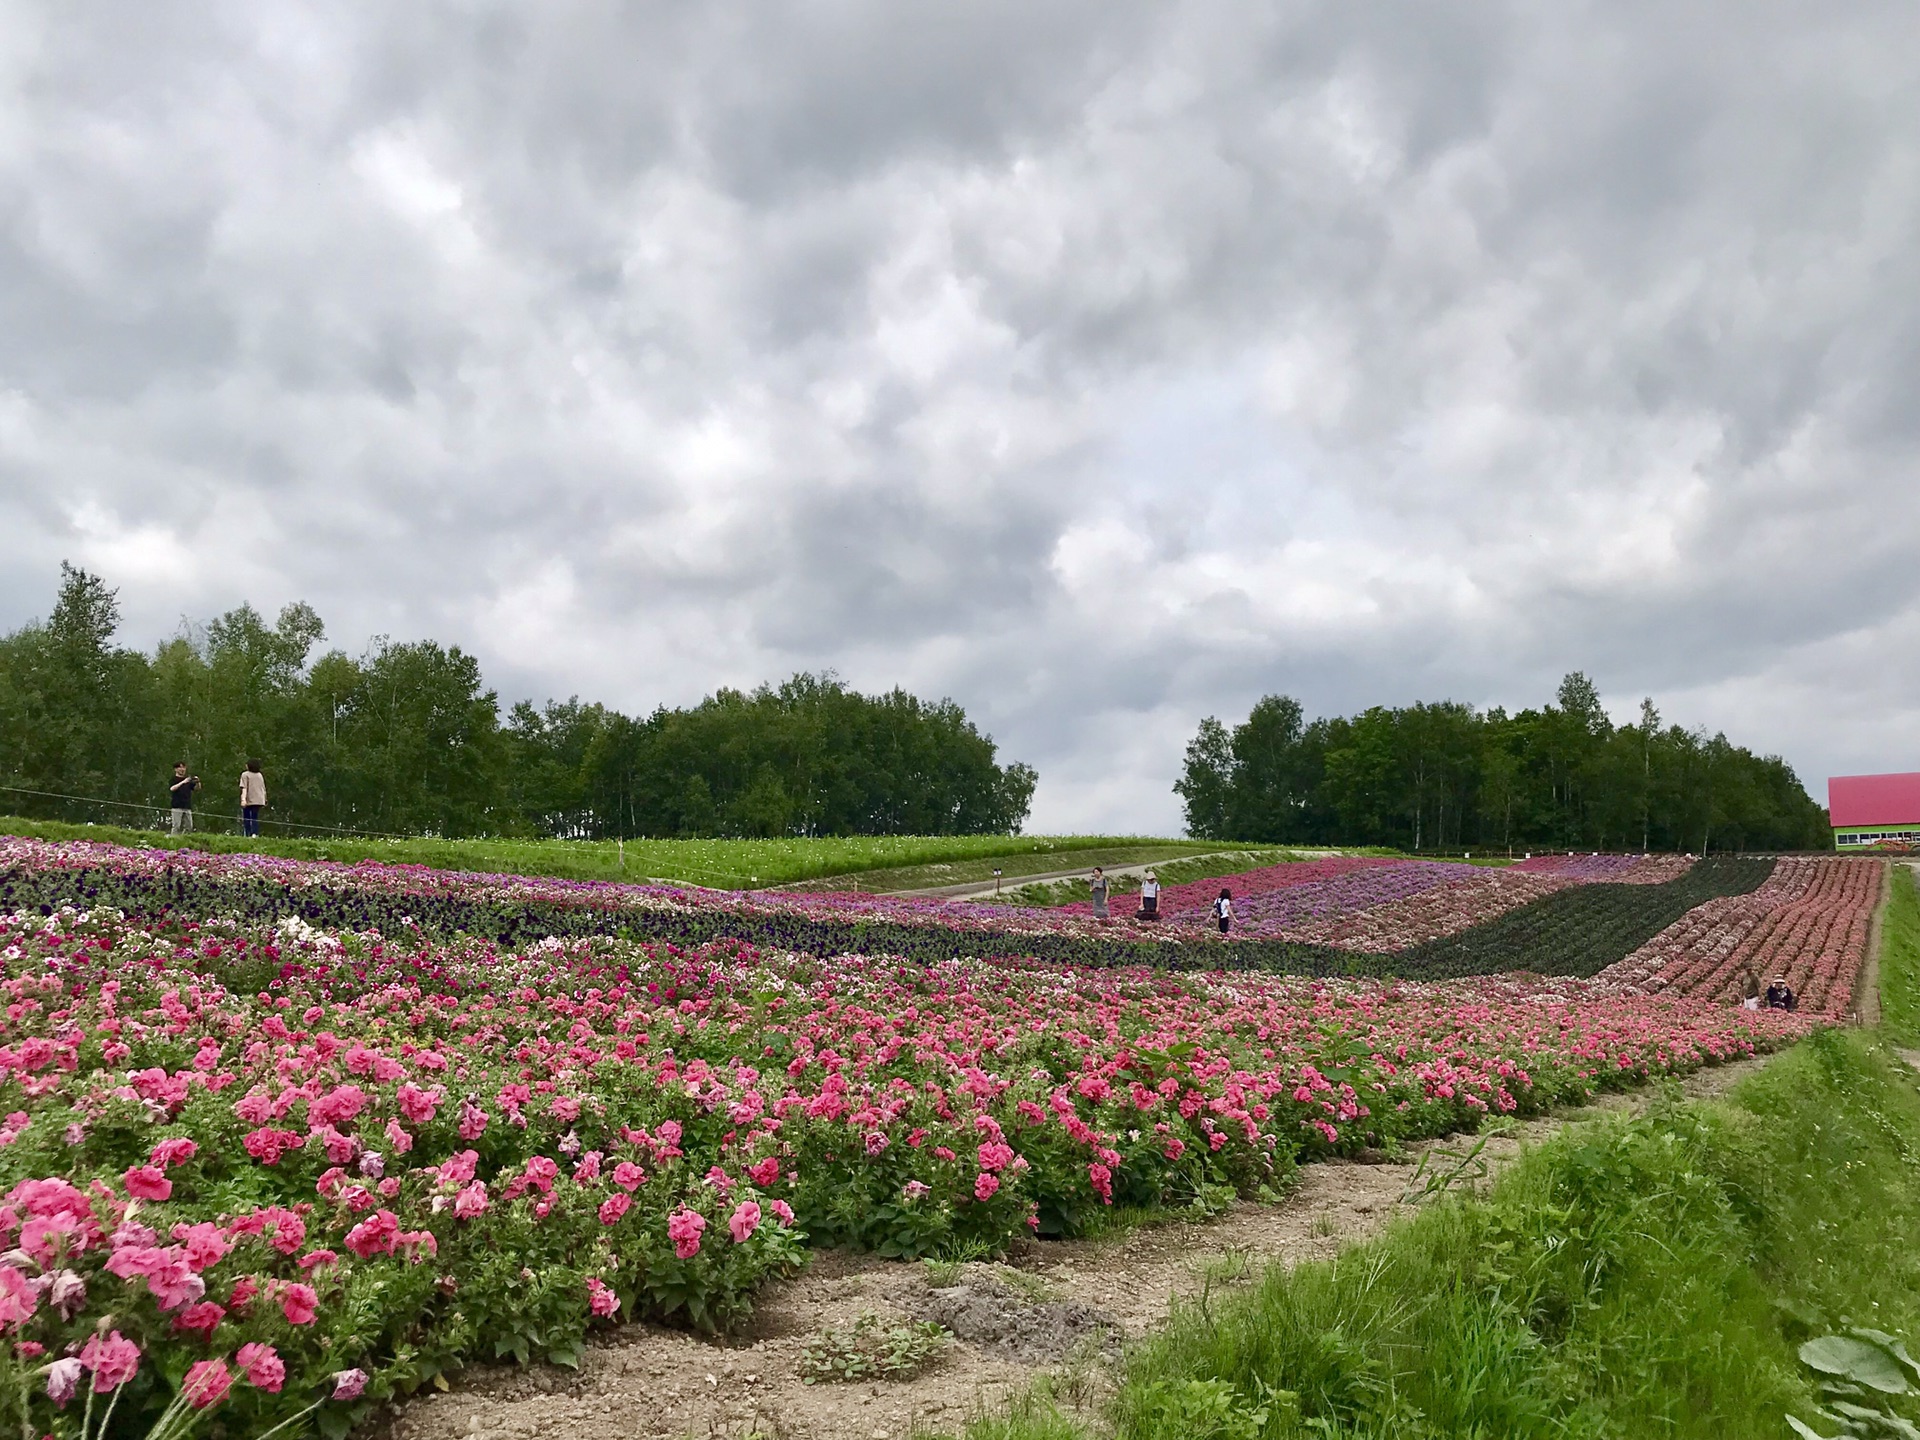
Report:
961,1029,1920,1439
1880,862,1920,1046
1392,855,1777,979
0,815,1176,889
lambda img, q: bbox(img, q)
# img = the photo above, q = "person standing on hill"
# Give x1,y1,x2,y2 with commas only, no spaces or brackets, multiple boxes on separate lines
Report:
1213,888,1233,935
1089,867,1110,920
167,763,199,835
239,760,267,838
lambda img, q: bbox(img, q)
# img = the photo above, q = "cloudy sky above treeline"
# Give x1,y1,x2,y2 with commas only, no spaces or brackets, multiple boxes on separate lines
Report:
2,2,1916,833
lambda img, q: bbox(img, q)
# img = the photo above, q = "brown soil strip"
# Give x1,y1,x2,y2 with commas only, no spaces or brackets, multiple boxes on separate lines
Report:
369,1058,1771,1440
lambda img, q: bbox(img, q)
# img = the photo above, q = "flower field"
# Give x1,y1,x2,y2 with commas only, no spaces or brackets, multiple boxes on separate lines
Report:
0,888,1812,1439
1597,858,1882,1017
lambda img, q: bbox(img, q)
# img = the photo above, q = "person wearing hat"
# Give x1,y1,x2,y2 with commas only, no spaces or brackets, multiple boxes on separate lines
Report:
1137,869,1161,921
1763,976,1797,1011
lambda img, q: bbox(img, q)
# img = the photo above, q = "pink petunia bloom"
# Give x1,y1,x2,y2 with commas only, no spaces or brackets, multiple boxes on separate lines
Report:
585,1276,619,1318
727,1200,761,1243
452,1182,488,1221
331,1367,369,1400
769,1200,795,1226
46,1356,84,1408
122,1165,172,1202
745,1157,779,1187
150,1137,198,1169
171,1300,226,1340
597,1193,631,1226
236,1342,286,1393
79,1330,141,1392
182,1358,232,1409
279,1281,319,1325
666,1207,705,1259
610,1161,646,1192
0,1264,38,1327
973,1173,1000,1202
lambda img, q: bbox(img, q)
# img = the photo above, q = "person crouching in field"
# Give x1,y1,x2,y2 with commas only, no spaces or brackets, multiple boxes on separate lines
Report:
240,759,267,837
167,762,200,835
1137,870,1161,920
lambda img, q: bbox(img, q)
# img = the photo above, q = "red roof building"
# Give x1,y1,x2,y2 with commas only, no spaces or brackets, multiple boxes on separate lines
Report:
1828,773,1920,848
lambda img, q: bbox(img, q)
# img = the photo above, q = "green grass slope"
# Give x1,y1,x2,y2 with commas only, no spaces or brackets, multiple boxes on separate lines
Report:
0,815,1184,890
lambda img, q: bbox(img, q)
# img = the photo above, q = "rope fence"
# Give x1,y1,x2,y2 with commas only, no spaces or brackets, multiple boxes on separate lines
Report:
0,784,411,842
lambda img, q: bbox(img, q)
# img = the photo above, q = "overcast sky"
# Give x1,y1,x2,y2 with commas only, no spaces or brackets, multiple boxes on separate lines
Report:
3,2,1916,833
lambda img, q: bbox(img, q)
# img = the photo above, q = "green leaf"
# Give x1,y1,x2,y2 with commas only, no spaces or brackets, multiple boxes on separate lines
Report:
1801,1337,1912,1395
1849,1329,1920,1382
1787,1416,1836,1440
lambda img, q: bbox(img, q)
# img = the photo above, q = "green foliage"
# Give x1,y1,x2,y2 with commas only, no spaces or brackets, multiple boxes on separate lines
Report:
955,1032,1920,1440
0,566,1037,841
1178,673,1830,852
798,1312,948,1384
1880,864,1920,1046
0,814,1159,889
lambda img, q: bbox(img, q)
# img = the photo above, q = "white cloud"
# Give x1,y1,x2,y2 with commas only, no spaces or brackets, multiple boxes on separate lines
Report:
0,0,1916,833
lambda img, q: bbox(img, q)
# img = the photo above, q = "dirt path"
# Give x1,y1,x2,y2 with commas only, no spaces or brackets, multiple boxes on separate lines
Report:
898,851,1337,901
370,1058,1770,1440
1857,860,1896,1027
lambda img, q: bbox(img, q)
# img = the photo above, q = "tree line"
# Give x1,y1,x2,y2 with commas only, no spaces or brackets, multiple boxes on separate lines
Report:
0,565,1038,839
1176,674,1830,853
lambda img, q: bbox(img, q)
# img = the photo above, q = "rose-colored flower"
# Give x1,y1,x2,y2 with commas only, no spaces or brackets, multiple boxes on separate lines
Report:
610,1161,646,1192
598,1192,631,1226
452,1182,488,1220
667,1208,705,1259
280,1281,319,1325
727,1200,761,1243
973,1172,1000,1202
122,1165,171,1202
237,1341,286,1393
585,1276,619,1317
182,1358,232,1408
79,1330,141,1391
150,1137,198,1169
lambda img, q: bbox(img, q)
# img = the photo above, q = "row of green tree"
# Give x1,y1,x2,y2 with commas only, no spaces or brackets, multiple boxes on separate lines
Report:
1176,675,1831,853
0,565,1038,838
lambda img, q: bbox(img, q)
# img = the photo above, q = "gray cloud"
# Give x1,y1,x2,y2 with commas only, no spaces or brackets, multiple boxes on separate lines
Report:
1,0,1917,832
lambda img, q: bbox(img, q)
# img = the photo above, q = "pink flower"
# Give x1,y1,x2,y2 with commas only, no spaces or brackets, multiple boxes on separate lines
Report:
667,1208,706,1259
182,1358,232,1409
236,1342,285,1393
279,1282,319,1325
598,1193,631,1226
610,1161,646,1192
171,1300,226,1339
344,1210,400,1258
150,1137,198,1169
0,1265,38,1327
746,1157,779,1187
331,1367,369,1400
770,1200,796,1226
727,1200,762,1243
453,1182,489,1221
79,1331,141,1391
585,1276,620,1318
973,1173,1000,1202
385,1119,414,1154
122,1165,172,1202
45,1357,84,1408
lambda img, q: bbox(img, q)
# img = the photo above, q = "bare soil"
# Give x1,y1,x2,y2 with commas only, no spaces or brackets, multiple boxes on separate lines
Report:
368,1059,1769,1440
